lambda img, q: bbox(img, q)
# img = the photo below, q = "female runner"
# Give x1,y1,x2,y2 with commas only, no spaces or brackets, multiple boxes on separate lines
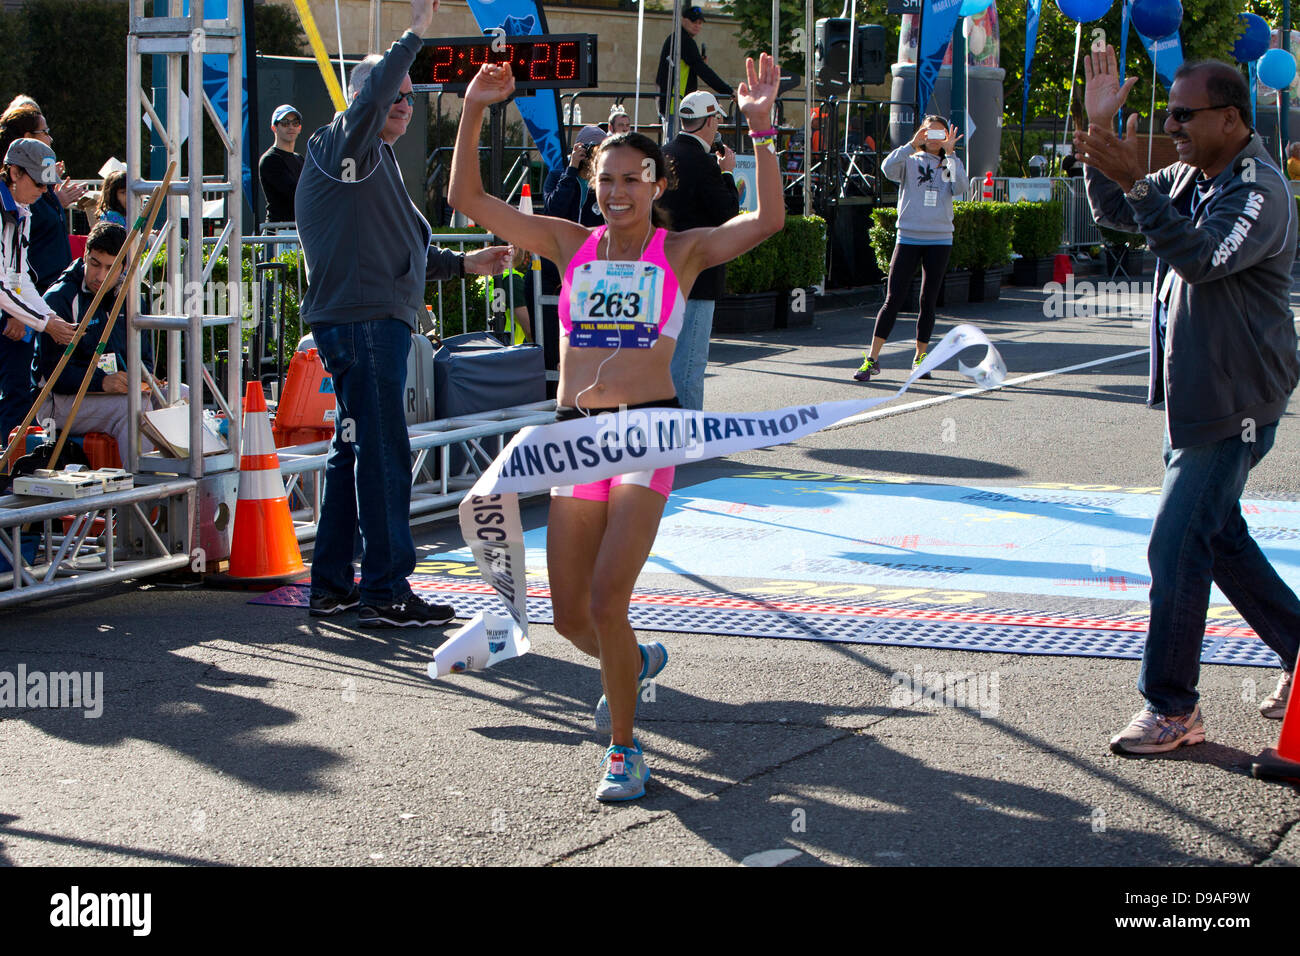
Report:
449,54,783,801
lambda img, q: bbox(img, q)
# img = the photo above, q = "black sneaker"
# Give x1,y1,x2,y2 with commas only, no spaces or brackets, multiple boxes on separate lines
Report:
358,594,456,628
309,586,361,617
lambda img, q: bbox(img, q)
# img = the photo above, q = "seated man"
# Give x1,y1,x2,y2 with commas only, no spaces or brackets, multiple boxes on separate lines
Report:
36,221,163,457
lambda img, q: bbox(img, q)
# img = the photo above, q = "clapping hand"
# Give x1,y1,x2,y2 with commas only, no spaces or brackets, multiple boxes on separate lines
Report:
1083,44,1138,126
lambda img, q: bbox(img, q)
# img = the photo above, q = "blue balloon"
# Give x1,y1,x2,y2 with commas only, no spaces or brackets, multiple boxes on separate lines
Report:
1234,13,1271,63
959,0,994,15
1131,0,1182,41
1259,48,1297,90
1055,0,1112,23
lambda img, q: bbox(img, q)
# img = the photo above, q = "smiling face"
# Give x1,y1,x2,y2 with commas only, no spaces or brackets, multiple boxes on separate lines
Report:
593,143,665,228
610,113,632,134
1163,72,1246,175
380,76,415,144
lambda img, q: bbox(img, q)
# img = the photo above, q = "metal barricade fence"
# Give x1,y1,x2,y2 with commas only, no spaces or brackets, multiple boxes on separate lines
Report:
962,176,1101,251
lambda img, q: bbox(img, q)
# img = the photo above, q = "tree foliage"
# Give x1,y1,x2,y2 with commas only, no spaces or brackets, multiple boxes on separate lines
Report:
1001,0,1267,134
0,0,306,181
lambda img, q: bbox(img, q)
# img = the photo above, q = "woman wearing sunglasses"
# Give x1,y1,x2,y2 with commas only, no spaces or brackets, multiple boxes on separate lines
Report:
449,53,784,801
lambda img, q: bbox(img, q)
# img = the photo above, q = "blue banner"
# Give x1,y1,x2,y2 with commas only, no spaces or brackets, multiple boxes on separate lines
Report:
464,0,565,174
1131,9,1182,89
184,0,252,208
1021,0,1042,137
917,0,963,119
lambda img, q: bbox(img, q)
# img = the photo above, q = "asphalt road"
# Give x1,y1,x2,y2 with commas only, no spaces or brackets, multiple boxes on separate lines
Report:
3,268,1300,874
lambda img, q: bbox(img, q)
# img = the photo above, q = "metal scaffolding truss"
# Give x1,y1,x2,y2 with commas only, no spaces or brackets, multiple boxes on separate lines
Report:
126,0,243,479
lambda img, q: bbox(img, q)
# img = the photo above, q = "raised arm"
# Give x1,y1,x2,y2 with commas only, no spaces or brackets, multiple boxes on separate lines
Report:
680,53,785,271
447,63,588,267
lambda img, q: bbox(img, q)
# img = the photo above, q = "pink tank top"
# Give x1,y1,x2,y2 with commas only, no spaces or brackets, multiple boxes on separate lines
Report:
559,226,686,342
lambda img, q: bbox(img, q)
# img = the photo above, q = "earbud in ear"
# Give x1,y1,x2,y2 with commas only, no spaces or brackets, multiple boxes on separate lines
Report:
654,187,662,199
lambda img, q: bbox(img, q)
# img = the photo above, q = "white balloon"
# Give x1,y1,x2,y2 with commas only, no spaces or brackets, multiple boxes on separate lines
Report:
967,23,988,56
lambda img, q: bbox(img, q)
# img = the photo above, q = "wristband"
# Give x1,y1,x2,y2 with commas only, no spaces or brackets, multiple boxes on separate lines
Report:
751,135,776,150
748,128,778,139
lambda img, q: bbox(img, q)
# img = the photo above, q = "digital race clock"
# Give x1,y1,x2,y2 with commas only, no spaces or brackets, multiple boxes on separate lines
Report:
413,34,598,93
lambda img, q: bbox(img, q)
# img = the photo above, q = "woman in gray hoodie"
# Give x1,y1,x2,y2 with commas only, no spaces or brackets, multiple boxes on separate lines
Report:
855,115,966,381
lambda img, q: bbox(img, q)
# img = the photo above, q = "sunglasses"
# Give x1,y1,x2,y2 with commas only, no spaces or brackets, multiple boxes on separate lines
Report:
393,92,416,108
1167,104,1230,123
276,117,301,126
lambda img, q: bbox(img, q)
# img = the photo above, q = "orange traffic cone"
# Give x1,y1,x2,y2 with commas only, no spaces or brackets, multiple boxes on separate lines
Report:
229,382,305,579
1252,672,1300,784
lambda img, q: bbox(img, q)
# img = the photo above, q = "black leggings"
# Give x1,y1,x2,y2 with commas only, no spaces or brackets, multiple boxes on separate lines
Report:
871,242,952,346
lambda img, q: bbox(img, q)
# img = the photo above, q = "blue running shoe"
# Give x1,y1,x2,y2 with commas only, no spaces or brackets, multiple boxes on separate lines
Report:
596,740,650,801
595,642,668,733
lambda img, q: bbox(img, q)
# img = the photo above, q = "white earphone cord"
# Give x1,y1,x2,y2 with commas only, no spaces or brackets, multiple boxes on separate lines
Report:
574,222,655,415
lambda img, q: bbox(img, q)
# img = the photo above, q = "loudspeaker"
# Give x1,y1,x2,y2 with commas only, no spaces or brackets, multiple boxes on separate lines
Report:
815,18,852,96
854,24,887,86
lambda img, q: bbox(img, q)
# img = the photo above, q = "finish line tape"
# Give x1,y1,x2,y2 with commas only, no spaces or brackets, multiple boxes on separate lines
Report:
428,324,1007,679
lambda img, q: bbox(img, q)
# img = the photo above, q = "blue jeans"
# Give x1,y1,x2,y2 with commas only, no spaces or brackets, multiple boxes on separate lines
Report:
0,333,36,451
669,298,714,412
1140,421,1300,714
309,320,416,606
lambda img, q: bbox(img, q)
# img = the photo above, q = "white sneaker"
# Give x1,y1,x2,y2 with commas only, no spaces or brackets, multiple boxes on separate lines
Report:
1109,705,1205,755
1260,671,1293,720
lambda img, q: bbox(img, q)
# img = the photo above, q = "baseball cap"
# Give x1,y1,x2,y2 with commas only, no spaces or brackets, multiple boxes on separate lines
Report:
4,138,59,186
271,104,301,125
576,125,607,147
678,91,722,120
683,6,706,21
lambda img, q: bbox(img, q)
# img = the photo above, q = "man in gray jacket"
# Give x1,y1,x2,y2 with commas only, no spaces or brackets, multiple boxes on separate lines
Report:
297,0,509,628
1077,49,1297,754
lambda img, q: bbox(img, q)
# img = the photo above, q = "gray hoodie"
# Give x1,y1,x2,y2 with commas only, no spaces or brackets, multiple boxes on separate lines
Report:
1084,133,1298,448
881,144,968,243
296,31,463,330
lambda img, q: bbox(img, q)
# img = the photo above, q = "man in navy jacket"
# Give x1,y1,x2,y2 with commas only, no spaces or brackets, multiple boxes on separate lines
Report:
1078,51,1298,754
37,221,154,457
296,0,509,628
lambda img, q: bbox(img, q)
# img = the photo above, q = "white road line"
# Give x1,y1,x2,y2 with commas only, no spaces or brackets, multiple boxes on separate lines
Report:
829,348,1151,430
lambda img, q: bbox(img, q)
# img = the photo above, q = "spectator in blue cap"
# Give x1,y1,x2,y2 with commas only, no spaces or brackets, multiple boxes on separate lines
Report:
259,104,305,225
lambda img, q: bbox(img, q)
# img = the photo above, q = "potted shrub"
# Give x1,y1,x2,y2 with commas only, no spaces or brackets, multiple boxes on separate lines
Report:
869,207,920,311
773,214,827,328
1010,200,1064,286
714,232,779,333
1099,226,1148,276
939,204,976,307
960,201,1013,301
